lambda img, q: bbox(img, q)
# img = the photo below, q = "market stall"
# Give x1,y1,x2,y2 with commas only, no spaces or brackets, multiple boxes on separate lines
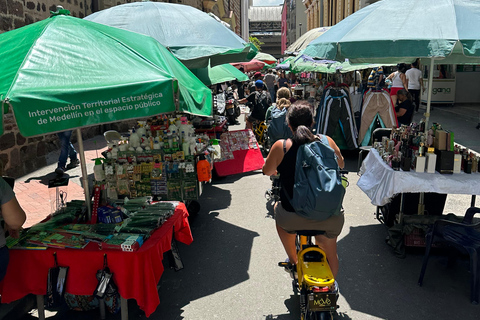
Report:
213,130,265,177
357,123,479,256
0,11,212,318
1,201,192,319
420,64,456,105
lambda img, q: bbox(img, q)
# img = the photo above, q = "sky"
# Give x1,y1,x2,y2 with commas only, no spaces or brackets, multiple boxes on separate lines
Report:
252,0,284,6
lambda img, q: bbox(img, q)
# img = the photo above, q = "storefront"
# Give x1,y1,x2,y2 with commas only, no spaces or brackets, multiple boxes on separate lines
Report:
421,64,456,105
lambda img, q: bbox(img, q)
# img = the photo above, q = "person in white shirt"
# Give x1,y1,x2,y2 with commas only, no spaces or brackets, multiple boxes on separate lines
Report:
405,60,424,112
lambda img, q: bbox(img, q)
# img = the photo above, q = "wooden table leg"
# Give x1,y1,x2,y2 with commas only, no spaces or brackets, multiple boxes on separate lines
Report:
121,297,128,320
36,295,45,320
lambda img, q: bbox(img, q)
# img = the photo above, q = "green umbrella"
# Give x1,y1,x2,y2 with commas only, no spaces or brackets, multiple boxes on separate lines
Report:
276,56,295,70
285,27,330,56
303,0,480,64
254,52,277,65
0,10,212,219
0,12,212,138
303,0,480,131
190,64,249,87
85,2,253,69
290,56,387,74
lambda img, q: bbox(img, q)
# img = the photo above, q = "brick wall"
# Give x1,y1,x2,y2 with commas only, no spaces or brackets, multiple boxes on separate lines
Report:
230,0,241,36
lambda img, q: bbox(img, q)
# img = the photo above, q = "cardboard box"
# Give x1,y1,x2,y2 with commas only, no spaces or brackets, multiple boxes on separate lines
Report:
435,150,454,174
434,130,448,151
415,156,426,173
453,154,462,173
426,153,437,173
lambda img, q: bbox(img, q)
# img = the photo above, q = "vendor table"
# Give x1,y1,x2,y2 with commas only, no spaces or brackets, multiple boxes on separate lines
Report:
358,149,479,256
358,149,480,208
0,203,193,319
213,129,265,177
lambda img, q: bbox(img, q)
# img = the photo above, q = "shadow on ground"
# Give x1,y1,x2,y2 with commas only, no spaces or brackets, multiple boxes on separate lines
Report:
155,182,259,319
337,223,478,320
23,172,80,186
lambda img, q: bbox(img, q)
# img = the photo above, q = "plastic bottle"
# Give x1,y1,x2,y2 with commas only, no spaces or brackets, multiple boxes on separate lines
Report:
93,158,105,181
153,137,161,150
197,154,212,182
169,120,178,137
137,122,146,137
129,128,140,148
210,139,221,160
167,131,173,148
182,138,190,156
111,144,118,159
180,131,185,144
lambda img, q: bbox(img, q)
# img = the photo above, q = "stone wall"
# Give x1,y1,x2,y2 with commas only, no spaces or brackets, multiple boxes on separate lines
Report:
0,0,226,178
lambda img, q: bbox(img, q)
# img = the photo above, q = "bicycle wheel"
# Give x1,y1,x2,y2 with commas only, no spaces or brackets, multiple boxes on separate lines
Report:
316,311,333,320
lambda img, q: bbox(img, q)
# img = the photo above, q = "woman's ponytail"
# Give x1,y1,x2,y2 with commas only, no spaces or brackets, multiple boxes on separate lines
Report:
287,101,316,145
276,98,291,110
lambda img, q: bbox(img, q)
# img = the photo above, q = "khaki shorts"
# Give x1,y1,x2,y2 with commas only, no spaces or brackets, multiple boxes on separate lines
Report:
274,202,345,239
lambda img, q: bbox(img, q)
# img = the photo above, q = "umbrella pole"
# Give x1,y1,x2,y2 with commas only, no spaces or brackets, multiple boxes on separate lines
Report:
424,58,435,133
76,128,92,220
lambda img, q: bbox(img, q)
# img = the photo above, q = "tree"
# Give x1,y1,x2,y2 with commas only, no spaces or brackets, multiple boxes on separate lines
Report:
249,36,264,51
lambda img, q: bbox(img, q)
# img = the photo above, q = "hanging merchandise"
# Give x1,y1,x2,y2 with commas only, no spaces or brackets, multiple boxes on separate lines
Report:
315,83,358,150
358,89,398,146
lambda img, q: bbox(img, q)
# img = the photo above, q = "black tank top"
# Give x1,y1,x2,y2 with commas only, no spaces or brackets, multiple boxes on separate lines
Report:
278,139,300,212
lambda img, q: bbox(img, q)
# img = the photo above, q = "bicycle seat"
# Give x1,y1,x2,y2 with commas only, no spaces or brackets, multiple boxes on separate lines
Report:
296,230,326,237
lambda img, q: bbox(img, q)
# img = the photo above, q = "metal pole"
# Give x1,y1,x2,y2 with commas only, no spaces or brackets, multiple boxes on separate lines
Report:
241,0,249,41
424,57,435,133
76,128,92,220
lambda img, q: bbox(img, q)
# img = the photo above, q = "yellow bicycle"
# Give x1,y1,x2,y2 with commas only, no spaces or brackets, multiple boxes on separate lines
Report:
279,231,338,320
278,172,348,320
252,120,271,154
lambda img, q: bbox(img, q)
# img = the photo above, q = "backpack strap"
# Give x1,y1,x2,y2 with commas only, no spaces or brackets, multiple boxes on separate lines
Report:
315,134,329,146
282,139,287,154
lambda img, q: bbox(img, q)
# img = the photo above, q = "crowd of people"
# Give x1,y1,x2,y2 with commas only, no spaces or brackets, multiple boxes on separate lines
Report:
229,62,426,281
367,60,425,126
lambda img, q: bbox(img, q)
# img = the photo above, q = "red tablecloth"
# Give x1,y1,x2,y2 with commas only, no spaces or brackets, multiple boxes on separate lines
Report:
213,129,265,177
0,203,193,318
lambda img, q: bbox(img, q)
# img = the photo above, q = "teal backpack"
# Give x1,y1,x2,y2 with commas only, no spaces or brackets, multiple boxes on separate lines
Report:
267,108,292,143
286,135,345,221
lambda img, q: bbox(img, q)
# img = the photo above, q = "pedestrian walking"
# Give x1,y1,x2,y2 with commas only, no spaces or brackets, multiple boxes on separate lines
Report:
264,69,277,102
405,60,424,112
55,131,80,175
386,63,409,107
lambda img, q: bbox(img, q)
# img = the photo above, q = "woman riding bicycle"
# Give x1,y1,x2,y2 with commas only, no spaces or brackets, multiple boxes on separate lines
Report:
262,101,345,277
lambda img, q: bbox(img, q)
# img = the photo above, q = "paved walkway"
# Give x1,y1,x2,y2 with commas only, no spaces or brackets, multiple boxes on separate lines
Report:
15,137,107,227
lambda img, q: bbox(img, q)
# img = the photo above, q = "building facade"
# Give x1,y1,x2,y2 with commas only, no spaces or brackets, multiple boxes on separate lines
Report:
281,0,307,54
281,2,288,54
303,0,379,30
249,6,282,57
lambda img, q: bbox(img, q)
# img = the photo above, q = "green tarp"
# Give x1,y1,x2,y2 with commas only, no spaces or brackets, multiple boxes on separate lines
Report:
190,64,249,86
0,14,212,137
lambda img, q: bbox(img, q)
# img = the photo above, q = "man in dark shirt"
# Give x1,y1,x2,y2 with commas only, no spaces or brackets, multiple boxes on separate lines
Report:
238,80,272,130
395,89,414,126
277,71,290,88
